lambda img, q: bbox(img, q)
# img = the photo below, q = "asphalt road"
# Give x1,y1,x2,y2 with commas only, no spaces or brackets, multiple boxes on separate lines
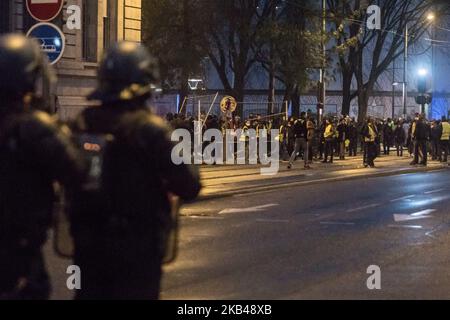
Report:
160,169,450,300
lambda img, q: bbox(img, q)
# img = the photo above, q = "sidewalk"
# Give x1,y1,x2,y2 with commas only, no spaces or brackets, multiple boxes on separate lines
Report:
196,154,449,201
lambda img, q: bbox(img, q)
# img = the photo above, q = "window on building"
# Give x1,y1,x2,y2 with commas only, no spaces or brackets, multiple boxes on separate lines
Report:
0,0,11,34
83,0,98,62
103,0,118,49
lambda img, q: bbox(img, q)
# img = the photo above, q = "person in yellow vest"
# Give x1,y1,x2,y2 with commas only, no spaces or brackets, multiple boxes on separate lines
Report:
440,117,450,164
322,119,335,163
361,117,378,168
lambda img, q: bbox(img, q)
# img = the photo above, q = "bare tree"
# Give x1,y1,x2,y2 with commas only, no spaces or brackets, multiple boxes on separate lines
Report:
199,0,276,117
329,0,444,120
256,0,323,116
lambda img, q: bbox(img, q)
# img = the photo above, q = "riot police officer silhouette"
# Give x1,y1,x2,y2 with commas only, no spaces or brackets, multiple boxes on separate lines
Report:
0,34,81,300
71,41,201,300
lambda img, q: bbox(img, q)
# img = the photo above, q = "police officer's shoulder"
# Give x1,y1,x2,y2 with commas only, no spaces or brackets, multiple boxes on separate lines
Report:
23,110,62,136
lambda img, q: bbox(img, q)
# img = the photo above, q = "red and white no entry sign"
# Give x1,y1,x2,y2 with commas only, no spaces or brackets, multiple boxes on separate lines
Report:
26,0,64,22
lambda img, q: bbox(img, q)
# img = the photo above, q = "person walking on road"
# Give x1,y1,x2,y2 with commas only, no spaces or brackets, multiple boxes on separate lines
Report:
362,117,378,168
288,112,310,169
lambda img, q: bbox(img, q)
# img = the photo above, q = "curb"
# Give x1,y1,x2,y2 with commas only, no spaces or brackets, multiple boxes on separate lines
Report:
196,165,449,202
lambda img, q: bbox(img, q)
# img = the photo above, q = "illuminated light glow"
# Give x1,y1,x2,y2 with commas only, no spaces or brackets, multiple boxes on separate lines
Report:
53,37,61,47
427,13,435,21
418,68,428,76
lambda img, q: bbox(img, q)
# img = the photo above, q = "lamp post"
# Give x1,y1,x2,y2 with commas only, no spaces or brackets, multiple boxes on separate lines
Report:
427,13,436,117
392,82,399,119
402,24,408,119
318,0,326,124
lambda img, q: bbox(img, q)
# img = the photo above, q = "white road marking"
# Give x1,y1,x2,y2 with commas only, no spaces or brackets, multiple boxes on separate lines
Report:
219,203,279,214
388,225,423,229
424,189,445,195
187,216,225,220
346,203,380,213
393,209,436,222
411,209,436,217
425,230,438,239
256,219,290,223
390,195,415,202
320,221,356,226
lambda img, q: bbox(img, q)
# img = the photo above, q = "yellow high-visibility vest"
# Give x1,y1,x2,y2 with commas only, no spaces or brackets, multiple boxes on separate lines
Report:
442,122,450,141
365,124,376,143
324,124,334,139
279,125,285,142
412,122,417,137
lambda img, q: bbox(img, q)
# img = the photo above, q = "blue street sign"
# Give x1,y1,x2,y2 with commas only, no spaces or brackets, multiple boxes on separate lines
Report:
26,22,65,65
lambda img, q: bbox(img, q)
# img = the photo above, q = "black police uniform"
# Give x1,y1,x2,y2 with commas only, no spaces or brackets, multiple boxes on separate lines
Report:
0,34,82,300
70,42,201,300
0,111,81,300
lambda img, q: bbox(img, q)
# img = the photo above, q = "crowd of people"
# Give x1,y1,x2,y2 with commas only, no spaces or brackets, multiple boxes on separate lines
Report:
164,110,450,170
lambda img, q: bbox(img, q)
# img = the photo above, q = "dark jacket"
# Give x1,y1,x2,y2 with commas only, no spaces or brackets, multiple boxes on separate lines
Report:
337,123,347,142
0,110,81,299
431,124,442,141
394,126,406,145
413,120,430,141
292,119,307,139
383,123,394,144
347,124,358,140
71,104,201,299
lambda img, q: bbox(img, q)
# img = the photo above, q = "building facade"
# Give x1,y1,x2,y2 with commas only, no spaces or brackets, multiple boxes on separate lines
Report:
0,0,142,120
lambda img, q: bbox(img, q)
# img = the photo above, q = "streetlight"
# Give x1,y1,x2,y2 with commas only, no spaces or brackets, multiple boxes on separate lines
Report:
402,12,435,119
418,68,428,77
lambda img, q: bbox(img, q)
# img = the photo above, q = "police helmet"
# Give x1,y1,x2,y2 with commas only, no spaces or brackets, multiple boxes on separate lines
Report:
88,41,160,103
0,34,53,100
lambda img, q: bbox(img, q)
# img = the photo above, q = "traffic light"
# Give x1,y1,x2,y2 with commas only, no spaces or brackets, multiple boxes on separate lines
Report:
415,94,432,105
418,77,427,94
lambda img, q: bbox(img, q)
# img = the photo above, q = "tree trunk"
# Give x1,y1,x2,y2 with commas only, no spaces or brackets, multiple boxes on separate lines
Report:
268,66,275,115
233,83,245,119
291,87,300,118
341,71,353,116
357,89,370,123
233,61,247,118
